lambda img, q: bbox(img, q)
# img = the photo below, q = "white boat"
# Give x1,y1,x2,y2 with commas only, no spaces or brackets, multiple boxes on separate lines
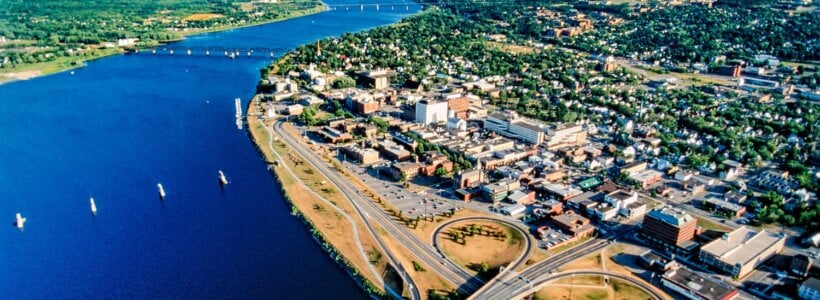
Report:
219,170,229,186
157,183,166,199
90,197,97,214
15,213,26,229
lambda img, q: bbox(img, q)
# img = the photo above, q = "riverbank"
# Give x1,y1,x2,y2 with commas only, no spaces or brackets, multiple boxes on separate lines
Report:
245,97,396,298
0,4,326,85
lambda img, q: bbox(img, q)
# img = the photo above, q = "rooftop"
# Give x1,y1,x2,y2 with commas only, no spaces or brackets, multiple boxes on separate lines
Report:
700,226,786,266
553,213,593,234
702,197,746,212
510,119,544,132
630,169,662,182
803,277,820,292
607,190,635,201
663,267,737,300
646,206,694,227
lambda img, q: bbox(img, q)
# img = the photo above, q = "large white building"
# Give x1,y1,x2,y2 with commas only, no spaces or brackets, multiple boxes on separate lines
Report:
415,99,448,125
484,111,545,144
545,123,587,150
699,226,786,279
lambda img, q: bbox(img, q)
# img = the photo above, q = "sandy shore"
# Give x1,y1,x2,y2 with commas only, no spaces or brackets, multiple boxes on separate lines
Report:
2,70,41,81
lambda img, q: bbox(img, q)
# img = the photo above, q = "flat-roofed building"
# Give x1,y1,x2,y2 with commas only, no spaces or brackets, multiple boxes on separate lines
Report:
604,190,638,209
377,140,412,162
447,96,470,119
499,204,526,216
507,190,536,205
509,120,546,144
638,251,673,272
360,69,393,90
415,99,448,125
553,213,595,238
589,203,618,221
791,254,812,278
484,110,545,144
661,266,739,300
630,169,664,189
345,92,380,115
799,277,820,300
698,197,747,218
621,161,648,174
545,123,587,150
618,201,646,219
456,169,484,189
387,162,419,180
541,183,583,201
699,226,786,279
482,182,511,203
342,146,380,165
468,105,488,119
318,126,353,143
566,191,602,211
642,206,699,256
285,104,304,115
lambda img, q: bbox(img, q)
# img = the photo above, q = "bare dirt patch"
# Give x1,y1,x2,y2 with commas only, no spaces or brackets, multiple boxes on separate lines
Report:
183,13,224,21
437,220,525,279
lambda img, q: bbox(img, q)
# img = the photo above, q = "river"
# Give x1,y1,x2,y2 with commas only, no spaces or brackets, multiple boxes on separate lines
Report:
0,1,419,298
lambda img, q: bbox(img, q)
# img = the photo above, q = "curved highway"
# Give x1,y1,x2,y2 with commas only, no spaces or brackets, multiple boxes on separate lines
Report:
430,217,532,273
273,119,485,294
470,222,640,299
510,270,663,300
259,116,419,300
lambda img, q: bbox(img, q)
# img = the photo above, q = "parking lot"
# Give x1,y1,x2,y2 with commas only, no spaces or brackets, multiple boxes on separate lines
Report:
339,159,463,219
535,225,574,249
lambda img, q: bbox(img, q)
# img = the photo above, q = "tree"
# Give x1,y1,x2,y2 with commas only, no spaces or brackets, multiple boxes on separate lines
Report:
299,108,317,126
332,76,355,89
781,215,795,226
416,143,426,155
434,166,448,178
479,262,490,273
688,153,709,167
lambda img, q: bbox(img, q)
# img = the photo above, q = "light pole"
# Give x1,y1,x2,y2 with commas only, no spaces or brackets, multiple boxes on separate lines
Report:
424,198,428,221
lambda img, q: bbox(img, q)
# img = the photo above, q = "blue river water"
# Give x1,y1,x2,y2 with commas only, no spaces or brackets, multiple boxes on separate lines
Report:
0,1,419,298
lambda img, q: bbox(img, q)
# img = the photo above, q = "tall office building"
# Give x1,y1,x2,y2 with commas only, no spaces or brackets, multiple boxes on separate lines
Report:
415,99,448,125
641,206,699,256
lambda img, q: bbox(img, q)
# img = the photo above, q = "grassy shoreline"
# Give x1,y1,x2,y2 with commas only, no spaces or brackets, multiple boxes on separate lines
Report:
244,97,390,298
0,4,326,85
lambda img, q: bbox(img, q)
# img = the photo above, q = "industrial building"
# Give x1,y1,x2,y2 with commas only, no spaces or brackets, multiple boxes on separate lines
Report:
699,226,786,279
661,266,738,300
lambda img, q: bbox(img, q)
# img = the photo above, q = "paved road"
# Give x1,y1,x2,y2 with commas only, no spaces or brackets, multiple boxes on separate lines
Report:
262,117,420,300
469,222,640,299
430,217,533,274
273,119,485,294
509,270,664,300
